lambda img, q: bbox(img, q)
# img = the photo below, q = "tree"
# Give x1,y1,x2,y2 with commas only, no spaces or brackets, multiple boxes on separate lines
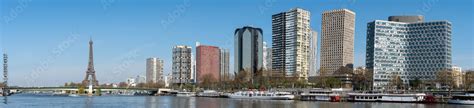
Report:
118,82,128,88
436,70,455,89
318,68,329,88
78,86,85,94
232,69,250,90
463,70,474,91
409,77,423,90
200,73,216,89
389,73,404,90
254,68,270,89
325,77,342,88
353,68,373,91
334,66,353,75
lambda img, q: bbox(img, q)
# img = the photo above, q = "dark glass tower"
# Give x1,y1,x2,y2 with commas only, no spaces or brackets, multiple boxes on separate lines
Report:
234,26,263,82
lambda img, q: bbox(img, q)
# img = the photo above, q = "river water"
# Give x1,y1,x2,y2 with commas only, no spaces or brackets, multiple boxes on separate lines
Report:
0,95,471,108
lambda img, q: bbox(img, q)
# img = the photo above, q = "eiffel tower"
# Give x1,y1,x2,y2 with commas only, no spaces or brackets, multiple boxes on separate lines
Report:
82,38,99,87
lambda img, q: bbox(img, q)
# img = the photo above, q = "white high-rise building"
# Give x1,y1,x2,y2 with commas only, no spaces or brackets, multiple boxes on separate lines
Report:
146,58,164,83
272,8,311,80
263,42,272,77
309,31,318,76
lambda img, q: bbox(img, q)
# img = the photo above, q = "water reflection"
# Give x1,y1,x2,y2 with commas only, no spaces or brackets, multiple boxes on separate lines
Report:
2,96,7,104
0,95,470,108
84,96,93,108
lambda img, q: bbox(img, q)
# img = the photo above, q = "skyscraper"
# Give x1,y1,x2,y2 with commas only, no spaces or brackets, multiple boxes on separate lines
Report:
263,42,272,76
309,31,318,76
320,9,356,75
220,48,230,81
234,26,263,82
172,45,193,85
272,8,311,80
196,44,221,83
146,57,164,83
366,16,452,90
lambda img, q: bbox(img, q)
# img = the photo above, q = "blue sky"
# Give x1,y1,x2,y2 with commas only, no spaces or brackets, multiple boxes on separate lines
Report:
1,0,473,86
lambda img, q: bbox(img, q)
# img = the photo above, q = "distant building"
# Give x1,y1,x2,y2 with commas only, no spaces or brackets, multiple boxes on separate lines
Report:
172,45,193,85
272,8,311,80
452,66,462,88
135,75,146,84
234,26,263,82
220,48,230,81
263,42,272,76
366,15,452,90
164,73,172,87
320,9,356,75
196,44,221,83
127,77,136,87
146,58,164,83
309,31,318,76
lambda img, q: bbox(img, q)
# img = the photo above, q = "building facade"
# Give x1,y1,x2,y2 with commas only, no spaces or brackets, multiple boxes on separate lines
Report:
220,48,230,81
309,31,318,76
146,58,164,83
271,8,311,80
196,45,221,83
366,16,452,90
452,66,462,88
320,9,356,75
172,45,193,84
263,42,272,76
234,26,263,82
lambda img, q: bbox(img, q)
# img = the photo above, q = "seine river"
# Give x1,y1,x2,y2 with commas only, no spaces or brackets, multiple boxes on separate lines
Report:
0,95,471,108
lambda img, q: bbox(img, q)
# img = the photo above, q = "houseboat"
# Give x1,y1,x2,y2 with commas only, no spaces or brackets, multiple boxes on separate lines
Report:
300,90,340,102
196,90,221,98
348,93,426,103
176,91,196,97
227,91,294,100
448,92,474,105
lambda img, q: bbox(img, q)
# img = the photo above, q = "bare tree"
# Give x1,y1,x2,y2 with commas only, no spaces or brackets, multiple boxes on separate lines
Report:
436,69,455,89
463,70,474,90
389,73,404,90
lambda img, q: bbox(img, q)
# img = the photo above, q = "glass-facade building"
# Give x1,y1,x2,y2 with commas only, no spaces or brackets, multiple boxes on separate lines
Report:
234,26,263,82
366,16,452,90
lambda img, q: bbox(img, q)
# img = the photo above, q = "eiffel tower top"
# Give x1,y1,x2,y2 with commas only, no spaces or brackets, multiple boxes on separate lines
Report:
88,38,94,71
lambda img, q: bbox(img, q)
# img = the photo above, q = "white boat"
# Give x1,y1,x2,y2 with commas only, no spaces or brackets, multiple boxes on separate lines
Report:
176,92,196,97
300,90,340,102
197,90,220,97
68,94,80,97
227,91,294,100
348,93,426,103
448,93,474,105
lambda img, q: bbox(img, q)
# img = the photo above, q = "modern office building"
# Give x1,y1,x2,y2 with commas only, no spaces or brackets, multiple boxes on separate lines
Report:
320,9,356,75
220,48,230,81
196,44,221,83
146,57,164,83
366,15,452,90
172,45,193,85
309,31,318,76
271,8,311,80
234,26,263,82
